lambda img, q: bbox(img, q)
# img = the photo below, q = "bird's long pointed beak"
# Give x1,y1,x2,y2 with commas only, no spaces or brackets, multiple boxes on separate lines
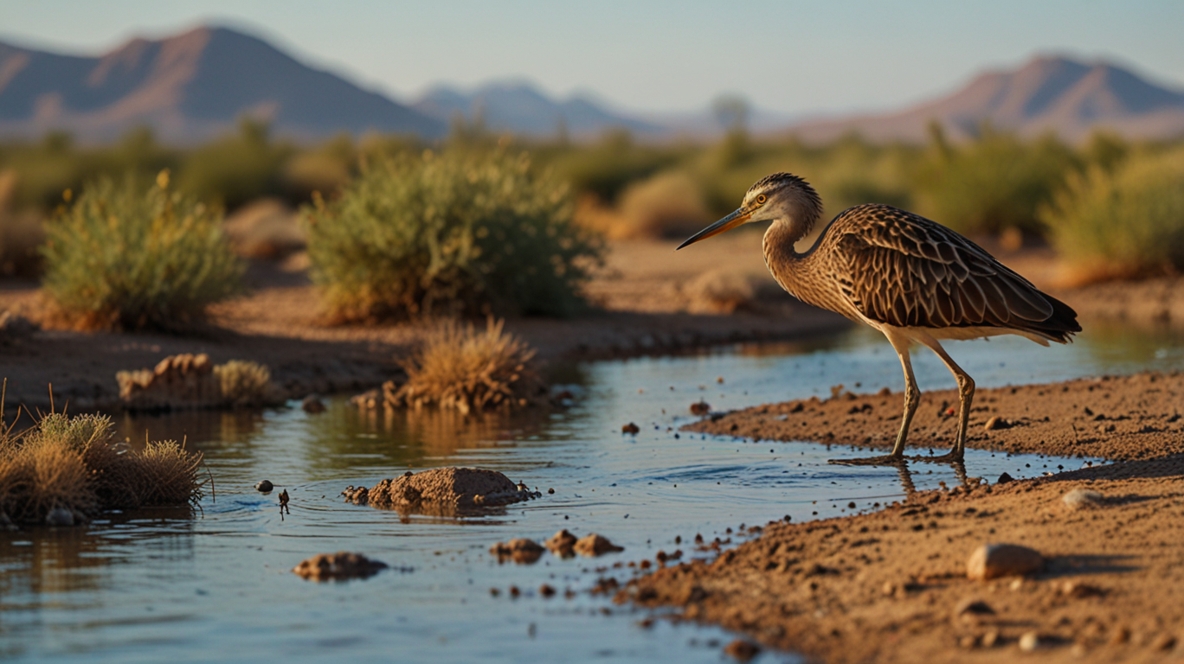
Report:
676,207,752,250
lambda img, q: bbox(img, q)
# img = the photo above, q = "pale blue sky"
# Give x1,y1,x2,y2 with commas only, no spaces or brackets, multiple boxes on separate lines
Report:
1,0,1181,115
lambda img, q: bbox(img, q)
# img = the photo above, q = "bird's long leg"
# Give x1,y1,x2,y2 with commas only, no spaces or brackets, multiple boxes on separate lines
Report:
913,337,974,462
887,333,921,458
829,331,918,466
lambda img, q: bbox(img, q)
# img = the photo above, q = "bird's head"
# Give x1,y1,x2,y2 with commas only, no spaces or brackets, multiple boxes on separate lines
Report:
677,172,822,250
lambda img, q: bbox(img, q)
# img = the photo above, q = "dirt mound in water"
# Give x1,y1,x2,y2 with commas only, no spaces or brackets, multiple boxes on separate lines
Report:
342,467,538,515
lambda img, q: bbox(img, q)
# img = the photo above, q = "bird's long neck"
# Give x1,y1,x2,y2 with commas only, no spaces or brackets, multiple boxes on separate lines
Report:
762,212,826,305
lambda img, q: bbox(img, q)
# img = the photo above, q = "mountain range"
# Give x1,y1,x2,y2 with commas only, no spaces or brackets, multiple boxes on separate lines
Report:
1,25,1183,144
790,56,1184,143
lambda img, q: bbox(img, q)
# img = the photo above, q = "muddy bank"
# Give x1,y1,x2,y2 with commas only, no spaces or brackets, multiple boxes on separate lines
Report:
686,371,1184,462
624,373,1184,662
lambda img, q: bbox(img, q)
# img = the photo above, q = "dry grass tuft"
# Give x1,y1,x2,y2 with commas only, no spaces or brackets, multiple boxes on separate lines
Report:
213,360,274,406
125,440,204,507
392,318,543,414
0,403,203,525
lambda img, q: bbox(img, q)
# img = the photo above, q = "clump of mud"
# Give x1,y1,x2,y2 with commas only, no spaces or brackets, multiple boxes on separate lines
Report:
116,353,282,411
292,552,388,581
342,467,539,515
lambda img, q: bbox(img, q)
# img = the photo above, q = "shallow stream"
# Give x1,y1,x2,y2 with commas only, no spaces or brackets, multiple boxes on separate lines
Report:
2,322,1182,662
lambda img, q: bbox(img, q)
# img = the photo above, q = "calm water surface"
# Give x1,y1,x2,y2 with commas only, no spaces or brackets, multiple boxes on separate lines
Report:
2,322,1182,663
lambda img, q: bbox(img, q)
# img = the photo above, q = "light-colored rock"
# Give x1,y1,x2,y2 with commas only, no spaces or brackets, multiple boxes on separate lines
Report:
967,543,1044,580
1018,631,1040,652
1062,488,1104,510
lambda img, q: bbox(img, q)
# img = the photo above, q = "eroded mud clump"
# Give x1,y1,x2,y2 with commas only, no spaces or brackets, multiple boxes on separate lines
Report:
292,552,388,581
116,353,282,411
489,538,545,564
342,467,539,515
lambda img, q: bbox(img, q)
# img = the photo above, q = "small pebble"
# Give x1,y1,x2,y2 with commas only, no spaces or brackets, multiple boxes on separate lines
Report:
690,401,711,416
301,395,326,414
621,422,640,435
573,533,624,556
983,416,1011,430
966,543,1044,580
981,629,999,648
955,598,995,617
723,639,760,662
45,506,74,527
1062,488,1104,510
255,480,274,492
996,472,1013,485
539,583,556,598
1018,631,1040,652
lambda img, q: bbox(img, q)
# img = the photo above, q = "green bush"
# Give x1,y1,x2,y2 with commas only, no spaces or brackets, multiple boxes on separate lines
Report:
1041,147,1184,280
913,127,1078,235
41,171,243,330
304,148,603,321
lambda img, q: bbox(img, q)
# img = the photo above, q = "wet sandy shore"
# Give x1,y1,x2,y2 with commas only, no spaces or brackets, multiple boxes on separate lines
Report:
623,374,1184,662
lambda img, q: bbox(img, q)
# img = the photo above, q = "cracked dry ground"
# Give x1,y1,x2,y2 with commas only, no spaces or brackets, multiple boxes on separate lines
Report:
619,372,1184,662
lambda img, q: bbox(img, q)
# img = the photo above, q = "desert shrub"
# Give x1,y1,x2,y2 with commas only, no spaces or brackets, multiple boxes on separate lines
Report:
0,410,203,524
913,128,1077,235
392,318,543,414
304,148,603,321
176,118,292,210
0,169,46,276
615,170,712,239
1041,147,1184,281
40,171,243,330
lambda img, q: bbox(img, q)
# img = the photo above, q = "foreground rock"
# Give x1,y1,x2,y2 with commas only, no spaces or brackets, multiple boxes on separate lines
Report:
342,467,539,515
621,454,1184,663
292,552,388,581
966,543,1044,580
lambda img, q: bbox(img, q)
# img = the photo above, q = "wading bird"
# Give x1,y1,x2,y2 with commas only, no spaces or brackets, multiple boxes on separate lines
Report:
678,173,1080,464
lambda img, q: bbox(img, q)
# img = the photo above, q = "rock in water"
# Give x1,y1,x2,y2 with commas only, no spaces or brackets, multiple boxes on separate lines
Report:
489,538,545,564
967,543,1044,580
545,529,578,557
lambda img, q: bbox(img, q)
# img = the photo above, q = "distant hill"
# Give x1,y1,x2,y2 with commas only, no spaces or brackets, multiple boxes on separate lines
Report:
789,55,1184,143
412,81,664,138
0,26,446,144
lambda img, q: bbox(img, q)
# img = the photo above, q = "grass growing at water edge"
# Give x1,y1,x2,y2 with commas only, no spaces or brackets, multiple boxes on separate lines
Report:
0,394,205,525
391,318,543,415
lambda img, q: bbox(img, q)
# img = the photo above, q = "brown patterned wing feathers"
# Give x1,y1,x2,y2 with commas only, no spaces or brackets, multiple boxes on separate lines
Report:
830,205,1073,338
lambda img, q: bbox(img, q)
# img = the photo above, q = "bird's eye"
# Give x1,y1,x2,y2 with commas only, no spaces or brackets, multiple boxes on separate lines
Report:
756,194,767,205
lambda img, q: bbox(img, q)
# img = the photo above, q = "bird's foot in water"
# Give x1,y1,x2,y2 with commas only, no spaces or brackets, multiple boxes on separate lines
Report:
828,454,907,467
